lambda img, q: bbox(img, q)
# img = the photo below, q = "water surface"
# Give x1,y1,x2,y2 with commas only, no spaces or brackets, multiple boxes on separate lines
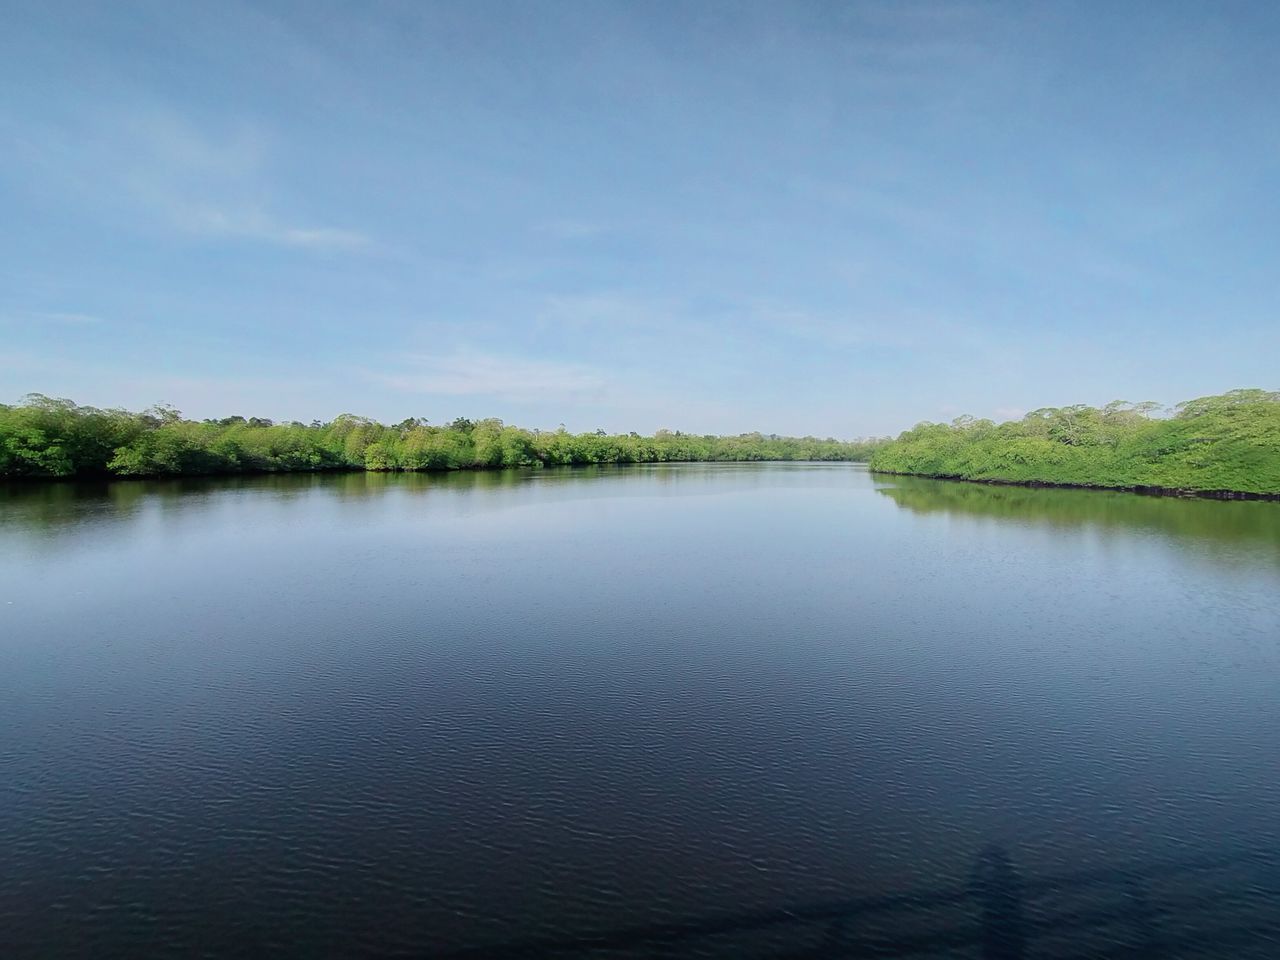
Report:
2,464,1279,957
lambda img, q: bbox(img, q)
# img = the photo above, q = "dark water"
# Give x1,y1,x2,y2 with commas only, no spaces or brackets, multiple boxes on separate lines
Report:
2,463,1279,958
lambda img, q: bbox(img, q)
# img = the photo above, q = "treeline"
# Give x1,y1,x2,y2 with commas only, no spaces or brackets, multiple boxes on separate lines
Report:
0,395,884,479
869,389,1280,496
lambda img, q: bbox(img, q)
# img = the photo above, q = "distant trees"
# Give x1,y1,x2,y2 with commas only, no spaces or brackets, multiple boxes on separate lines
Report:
16,389,1278,492
0,394,886,479
869,390,1280,495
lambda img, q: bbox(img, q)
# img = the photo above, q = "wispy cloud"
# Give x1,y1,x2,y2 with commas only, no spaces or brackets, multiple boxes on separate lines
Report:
742,303,913,350
0,355,338,418
173,205,370,250
533,219,611,240
538,292,987,357
9,106,370,252
113,111,371,250
3,311,105,326
0,349,70,376
539,293,684,331
366,351,608,403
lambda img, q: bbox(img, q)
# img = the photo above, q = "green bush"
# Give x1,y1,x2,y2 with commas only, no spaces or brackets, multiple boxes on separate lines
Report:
870,390,1280,494
0,394,885,479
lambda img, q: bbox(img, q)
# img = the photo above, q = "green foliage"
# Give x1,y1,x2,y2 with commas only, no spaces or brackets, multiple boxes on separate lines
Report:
0,394,143,477
869,390,1280,495
0,395,885,479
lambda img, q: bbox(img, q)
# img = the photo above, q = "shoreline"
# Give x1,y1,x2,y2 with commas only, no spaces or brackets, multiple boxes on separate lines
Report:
0,458,872,486
869,470,1280,502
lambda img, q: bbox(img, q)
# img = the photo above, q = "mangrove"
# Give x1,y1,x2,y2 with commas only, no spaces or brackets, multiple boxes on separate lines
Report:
869,389,1280,497
0,394,885,480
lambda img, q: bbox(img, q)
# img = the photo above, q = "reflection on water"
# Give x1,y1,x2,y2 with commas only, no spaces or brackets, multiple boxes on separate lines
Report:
0,462,853,544
2,464,1279,958
874,474,1280,568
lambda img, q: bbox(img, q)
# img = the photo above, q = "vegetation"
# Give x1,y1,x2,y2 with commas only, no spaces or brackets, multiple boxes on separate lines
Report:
869,389,1280,496
0,394,884,479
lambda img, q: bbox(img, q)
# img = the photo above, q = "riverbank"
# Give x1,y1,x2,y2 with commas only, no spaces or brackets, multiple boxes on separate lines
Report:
1,456,871,485
868,389,1280,499
871,469,1280,501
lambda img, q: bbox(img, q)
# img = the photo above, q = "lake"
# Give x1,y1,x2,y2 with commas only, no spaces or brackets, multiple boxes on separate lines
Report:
2,463,1279,958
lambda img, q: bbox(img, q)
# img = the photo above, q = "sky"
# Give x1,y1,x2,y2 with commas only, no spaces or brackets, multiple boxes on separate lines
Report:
2,0,1277,437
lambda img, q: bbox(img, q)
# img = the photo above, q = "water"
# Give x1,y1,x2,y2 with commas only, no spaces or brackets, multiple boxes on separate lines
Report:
2,463,1278,958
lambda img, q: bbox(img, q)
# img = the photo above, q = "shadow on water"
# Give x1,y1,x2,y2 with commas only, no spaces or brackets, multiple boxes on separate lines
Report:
970,845,1027,960
427,844,1280,959
874,474,1280,569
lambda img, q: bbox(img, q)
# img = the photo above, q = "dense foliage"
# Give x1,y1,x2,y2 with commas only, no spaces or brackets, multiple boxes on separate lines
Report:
0,395,883,479
869,389,1280,495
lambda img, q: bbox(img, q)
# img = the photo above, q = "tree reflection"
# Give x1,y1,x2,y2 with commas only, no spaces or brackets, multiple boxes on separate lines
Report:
875,475,1280,569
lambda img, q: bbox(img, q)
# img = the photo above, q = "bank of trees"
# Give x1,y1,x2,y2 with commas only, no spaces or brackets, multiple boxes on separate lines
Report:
0,395,884,479
869,389,1280,495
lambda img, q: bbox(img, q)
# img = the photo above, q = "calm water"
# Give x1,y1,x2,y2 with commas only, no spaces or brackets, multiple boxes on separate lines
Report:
2,463,1279,958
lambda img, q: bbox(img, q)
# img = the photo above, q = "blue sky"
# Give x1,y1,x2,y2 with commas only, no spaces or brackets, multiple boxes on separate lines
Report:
2,1,1277,436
